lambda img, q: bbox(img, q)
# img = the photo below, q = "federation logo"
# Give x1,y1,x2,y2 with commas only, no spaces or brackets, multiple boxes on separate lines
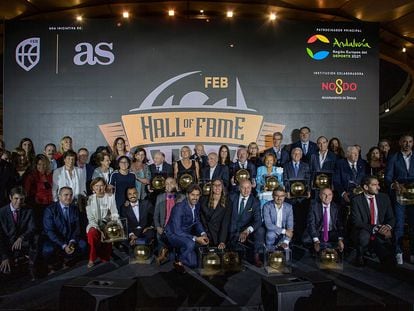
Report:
15,37,40,71
306,34,330,60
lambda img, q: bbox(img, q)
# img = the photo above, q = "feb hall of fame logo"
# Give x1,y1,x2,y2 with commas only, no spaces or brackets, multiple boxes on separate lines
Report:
99,71,285,156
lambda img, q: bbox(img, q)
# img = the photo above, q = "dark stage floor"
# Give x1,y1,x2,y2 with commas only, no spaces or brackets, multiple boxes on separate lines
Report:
1,247,414,311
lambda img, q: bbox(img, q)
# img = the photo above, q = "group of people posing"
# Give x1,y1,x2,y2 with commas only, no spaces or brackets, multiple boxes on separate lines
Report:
0,126,413,277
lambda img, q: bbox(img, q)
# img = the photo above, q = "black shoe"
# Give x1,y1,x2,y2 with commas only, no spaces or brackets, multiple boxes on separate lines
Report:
354,256,365,267
254,254,263,268
173,261,186,274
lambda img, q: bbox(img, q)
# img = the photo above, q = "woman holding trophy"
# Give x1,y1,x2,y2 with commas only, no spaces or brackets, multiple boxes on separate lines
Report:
256,153,284,207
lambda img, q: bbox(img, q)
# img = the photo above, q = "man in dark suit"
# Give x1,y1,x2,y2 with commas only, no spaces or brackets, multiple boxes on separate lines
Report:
290,126,318,163
283,147,311,243
334,146,367,205
201,152,230,188
229,179,264,267
261,132,290,168
351,176,395,267
190,144,209,169
153,178,184,264
0,147,17,207
42,187,87,268
165,184,209,272
385,134,414,264
306,187,344,253
229,147,257,193
148,151,173,204
0,187,36,275
124,187,155,246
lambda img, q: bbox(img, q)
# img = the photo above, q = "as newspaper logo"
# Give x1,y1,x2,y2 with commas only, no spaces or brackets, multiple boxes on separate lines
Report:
15,38,40,71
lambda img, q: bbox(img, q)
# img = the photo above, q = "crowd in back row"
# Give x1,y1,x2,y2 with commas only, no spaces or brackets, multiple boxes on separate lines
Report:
0,127,413,275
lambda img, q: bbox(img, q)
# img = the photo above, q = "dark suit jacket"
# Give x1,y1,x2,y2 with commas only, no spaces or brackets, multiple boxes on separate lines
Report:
199,196,231,245
229,193,261,235
310,151,337,174
43,202,81,248
149,162,173,178
201,164,230,188
165,200,205,240
291,140,318,163
283,161,311,192
229,161,257,192
0,160,17,206
125,199,153,237
190,154,208,169
385,151,414,191
0,205,35,260
262,147,290,167
306,201,343,241
351,193,395,233
153,192,185,228
334,158,366,195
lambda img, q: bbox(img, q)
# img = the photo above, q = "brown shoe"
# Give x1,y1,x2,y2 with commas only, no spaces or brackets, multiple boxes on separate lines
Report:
254,254,263,268
156,248,169,265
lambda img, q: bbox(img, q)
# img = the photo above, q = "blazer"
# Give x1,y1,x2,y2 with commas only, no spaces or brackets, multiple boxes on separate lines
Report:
0,160,17,206
190,154,209,169
283,161,311,192
92,167,114,183
153,192,185,228
309,151,337,174
256,166,284,192
290,140,318,163
262,147,290,168
351,192,395,233
165,199,205,240
199,196,232,245
334,158,366,195
43,202,81,248
201,164,230,188
306,201,344,241
149,162,173,178
52,166,87,201
229,193,261,235
85,193,119,232
124,199,153,237
263,201,294,236
0,205,35,260
385,151,414,191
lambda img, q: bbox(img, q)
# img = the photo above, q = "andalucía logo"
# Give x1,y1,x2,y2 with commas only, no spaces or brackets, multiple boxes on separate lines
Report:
306,34,330,60
99,71,284,156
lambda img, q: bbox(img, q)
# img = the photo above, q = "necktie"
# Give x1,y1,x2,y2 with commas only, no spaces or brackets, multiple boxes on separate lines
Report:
369,197,375,225
294,163,299,177
241,163,245,169
302,143,307,155
12,210,18,224
156,166,160,172
63,207,69,222
351,164,357,179
323,206,329,242
239,197,246,215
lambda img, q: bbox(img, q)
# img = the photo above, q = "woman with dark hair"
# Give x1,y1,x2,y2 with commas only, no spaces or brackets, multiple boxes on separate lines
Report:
218,144,231,166
328,137,345,159
92,152,114,183
199,178,231,249
366,146,386,183
174,146,199,192
12,147,31,181
86,177,119,268
109,155,136,215
23,154,53,230
130,148,151,200
19,138,36,165
111,137,130,162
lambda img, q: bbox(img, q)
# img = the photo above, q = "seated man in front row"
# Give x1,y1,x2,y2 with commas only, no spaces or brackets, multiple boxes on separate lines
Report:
0,187,36,276
165,184,209,273
351,175,396,267
263,187,293,249
228,179,264,267
306,187,344,253
43,187,87,270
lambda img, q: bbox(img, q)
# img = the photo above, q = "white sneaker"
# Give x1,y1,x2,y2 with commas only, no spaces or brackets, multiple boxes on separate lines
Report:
396,253,403,265
410,255,414,264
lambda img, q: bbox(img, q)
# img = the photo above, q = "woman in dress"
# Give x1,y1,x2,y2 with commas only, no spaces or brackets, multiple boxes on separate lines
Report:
92,152,114,183
199,178,231,249
174,146,199,192
130,147,151,200
86,177,119,268
256,153,284,207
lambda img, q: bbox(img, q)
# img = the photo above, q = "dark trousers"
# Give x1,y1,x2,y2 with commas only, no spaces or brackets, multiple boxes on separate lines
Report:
229,225,265,254
354,229,395,266
42,239,87,264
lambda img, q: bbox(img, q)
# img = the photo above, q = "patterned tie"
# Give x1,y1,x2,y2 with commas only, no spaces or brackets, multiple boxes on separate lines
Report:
323,205,329,242
369,197,375,225
239,197,246,215
351,163,357,180
12,210,18,224
294,162,299,177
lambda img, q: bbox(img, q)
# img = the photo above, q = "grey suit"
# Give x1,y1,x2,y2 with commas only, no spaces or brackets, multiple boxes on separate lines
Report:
263,201,294,247
153,192,185,229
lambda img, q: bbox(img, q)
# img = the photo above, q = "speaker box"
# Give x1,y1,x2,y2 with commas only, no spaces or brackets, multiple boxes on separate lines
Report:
261,276,313,311
60,277,137,311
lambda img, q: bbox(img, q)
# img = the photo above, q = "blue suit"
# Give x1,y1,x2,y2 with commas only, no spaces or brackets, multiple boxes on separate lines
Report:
290,140,318,163
165,200,205,267
385,151,414,254
262,147,290,168
42,202,87,262
309,151,337,199
228,194,263,252
333,158,366,199
229,161,257,193
201,164,230,188
263,201,293,247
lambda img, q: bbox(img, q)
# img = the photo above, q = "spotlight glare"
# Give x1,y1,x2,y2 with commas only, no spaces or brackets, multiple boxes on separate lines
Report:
122,11,129,19
269,13,276,21
385,108,390,113
76,15,83,21
226,11,234,18
402,47,407,53
200,9,204,14
168,9,175,16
